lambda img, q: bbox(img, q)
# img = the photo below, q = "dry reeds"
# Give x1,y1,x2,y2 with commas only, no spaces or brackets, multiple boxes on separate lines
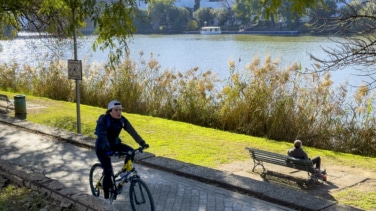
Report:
1,54,375,156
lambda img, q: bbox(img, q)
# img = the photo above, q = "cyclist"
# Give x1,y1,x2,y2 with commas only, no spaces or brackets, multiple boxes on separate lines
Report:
95,100,149,200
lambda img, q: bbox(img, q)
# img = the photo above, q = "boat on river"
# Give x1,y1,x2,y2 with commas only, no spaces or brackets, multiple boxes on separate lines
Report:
200,26,222,35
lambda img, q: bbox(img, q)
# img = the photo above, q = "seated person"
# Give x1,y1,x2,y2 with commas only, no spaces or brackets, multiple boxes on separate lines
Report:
287,140,326,177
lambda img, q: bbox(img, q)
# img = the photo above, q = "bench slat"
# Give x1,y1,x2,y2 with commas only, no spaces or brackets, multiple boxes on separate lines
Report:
0,95,9,101
245,147,315,181
0,94,14,112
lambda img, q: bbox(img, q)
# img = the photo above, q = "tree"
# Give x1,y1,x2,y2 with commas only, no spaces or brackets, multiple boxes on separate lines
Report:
213,8,231,26
1,0,74,37
193,7,214,27
309,0,376,88
133,9,152,33
233,0,317,29
1,0,145,65
277,0,302,30
0,0,324,65
173,7,191,31
311,0,337,23
259,0,325,18
147,0,176,31
233,0,261,25
186,20,199,31
194,0,200,12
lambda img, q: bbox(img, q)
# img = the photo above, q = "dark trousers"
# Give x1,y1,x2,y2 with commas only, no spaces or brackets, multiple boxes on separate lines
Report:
96,143,134,199
311,156,321,169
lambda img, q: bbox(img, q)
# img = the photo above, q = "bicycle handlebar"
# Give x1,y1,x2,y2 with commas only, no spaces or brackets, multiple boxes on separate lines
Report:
106,145,149,157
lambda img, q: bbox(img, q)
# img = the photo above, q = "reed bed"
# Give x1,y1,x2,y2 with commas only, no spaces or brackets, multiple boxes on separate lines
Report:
1,52,375,156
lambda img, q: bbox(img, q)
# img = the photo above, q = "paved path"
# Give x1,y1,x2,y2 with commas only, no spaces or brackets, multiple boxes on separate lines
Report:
0,122,293,211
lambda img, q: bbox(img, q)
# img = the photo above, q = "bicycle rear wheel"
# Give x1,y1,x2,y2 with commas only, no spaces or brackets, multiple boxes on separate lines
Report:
89,163,103,197
129,177,155,211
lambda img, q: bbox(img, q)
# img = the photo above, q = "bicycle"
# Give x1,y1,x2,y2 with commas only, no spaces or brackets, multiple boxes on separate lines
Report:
89,146,155,211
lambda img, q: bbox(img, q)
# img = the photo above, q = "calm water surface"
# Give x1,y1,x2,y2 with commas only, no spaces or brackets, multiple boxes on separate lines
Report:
0,34,365,86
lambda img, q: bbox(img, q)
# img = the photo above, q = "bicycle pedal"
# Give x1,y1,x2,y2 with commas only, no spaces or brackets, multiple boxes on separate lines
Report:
117,184,123,193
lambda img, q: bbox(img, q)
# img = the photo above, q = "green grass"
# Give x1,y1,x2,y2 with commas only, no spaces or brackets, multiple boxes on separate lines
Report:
332,189,376,210
1,90,376,210
2,90,376,170
0,183,78,210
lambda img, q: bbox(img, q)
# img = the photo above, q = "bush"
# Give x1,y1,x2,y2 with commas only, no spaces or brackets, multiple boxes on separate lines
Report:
1,54,375,156
185,20,199,31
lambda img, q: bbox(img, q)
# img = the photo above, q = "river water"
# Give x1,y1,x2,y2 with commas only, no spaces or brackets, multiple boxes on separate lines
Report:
0,34,367,87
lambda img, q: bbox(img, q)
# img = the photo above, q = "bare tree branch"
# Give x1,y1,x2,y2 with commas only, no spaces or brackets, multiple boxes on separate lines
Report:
309,0,376,88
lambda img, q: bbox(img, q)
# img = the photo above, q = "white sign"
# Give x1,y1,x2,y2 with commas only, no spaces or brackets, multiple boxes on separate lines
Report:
68,60,82,80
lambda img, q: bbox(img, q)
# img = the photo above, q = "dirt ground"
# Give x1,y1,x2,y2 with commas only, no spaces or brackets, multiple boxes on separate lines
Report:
0,175,78,211
216,160,376,210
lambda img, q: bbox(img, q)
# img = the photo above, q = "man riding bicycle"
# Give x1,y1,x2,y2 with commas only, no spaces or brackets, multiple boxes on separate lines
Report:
95,100,149,200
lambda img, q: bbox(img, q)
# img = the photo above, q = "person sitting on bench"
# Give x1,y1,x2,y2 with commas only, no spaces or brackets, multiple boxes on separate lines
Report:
287,139,323,174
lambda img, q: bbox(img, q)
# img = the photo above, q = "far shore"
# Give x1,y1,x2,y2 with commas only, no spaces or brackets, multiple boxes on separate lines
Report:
183,30,299,35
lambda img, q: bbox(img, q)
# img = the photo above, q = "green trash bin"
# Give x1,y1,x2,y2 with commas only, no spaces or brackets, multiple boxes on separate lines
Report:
14,94,26,114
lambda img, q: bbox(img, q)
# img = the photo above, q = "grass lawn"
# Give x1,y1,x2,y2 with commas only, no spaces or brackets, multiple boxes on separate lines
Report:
1,90,376,210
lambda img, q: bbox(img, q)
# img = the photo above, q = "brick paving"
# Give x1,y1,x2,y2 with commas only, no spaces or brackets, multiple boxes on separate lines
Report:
0,121,292,211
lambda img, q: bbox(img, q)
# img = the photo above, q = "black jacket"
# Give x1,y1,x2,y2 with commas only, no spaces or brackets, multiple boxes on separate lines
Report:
95,114,145,151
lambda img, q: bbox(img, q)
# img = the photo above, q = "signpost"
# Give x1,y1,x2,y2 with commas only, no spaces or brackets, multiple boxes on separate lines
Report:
68,2,81,134
68,60,82,80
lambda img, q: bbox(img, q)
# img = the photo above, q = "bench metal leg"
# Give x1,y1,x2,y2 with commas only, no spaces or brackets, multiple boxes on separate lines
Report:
305,167,322,184
5,104,9,112
252,159,266,174
6,101,13,113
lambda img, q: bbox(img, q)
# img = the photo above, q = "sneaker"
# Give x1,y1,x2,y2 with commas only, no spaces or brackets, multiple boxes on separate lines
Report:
322,169,327,175
109,187,117,201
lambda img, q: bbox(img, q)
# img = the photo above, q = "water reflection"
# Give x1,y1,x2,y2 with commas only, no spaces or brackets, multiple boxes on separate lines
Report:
0,34,368,88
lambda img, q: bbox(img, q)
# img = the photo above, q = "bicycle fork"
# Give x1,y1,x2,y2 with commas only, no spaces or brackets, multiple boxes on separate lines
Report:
131,180,147,205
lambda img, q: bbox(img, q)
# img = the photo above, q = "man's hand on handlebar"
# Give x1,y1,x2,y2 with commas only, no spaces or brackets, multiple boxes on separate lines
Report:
139,140,149,150
138,143,149,153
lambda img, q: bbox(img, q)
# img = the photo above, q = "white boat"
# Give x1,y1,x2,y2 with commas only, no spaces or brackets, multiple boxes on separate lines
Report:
200,26,222,35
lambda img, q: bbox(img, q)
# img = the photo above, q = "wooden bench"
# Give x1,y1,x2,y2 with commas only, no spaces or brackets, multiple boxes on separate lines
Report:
0,94,14,112
245,147,317,182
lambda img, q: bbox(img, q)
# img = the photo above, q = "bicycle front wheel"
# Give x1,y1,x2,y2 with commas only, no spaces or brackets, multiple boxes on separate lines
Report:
129,177,155,211
89,163,103,197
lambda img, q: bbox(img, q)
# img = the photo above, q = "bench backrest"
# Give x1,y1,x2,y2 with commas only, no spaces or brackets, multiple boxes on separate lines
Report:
247,148,287,166
0,94,10,102
285,156,313,172
246,147,313,172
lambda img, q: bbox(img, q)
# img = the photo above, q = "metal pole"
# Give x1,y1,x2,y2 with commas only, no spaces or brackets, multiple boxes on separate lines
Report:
72,3,81,134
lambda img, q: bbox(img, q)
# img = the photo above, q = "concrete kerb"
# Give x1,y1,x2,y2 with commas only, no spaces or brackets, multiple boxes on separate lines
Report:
137,156,337,211
0,114,354,211
0,159,118,211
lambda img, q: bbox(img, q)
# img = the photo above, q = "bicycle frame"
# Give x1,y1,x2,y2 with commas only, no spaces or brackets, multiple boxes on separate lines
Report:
94,153,135,199
90,146,154,210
